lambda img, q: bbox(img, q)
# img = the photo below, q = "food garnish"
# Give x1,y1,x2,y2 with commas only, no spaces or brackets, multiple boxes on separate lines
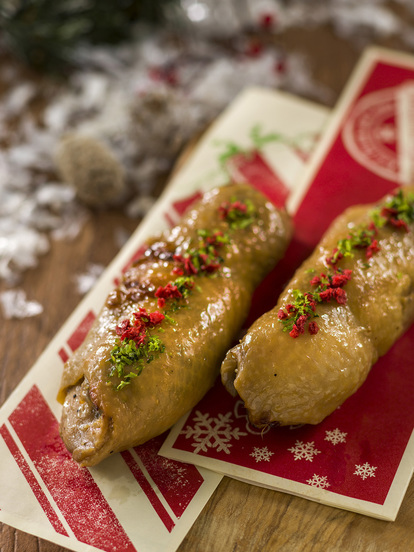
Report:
279,189,414,338
109,197,256,387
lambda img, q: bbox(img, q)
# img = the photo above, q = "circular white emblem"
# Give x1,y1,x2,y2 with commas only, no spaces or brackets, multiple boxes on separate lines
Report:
342,88,399,182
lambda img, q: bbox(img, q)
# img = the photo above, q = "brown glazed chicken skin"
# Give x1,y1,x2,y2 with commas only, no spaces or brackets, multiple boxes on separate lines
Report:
58,183,292,466
221,187,414,427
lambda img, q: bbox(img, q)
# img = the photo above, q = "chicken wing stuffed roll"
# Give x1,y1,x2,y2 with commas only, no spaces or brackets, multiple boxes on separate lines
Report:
221,187,414,427
58,183,292,466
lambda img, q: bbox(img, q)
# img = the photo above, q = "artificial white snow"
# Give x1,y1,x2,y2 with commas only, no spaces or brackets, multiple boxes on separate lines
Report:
51,204,90,241
35,183,76,209
1,0,413,286
3,82,37,117
0,289,43,319
8,143,40,169
125,195,156,219
332,5,400,41
0,226,49,285
173,0,246,37
74,263,105,295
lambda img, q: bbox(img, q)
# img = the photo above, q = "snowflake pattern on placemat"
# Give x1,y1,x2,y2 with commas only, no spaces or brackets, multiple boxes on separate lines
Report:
250,446,274,463
324,428,347,445
288,440,321,462
306,474,331,489
181,411,247,454
354,462,377,480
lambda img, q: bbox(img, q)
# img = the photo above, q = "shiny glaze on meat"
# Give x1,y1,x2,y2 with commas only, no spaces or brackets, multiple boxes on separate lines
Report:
221,188,414,427
59,183,292,466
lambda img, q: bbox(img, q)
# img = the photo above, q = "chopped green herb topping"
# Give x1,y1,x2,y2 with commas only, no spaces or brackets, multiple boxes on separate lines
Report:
109,193,262,388
173,230,229,276
109,307,165,389
371,188,414,231
278,290,318,335
110,334,165,390
326,222,379,265
155,276,195,309
174,276,196,297
279,188,414,338
218,197,256,229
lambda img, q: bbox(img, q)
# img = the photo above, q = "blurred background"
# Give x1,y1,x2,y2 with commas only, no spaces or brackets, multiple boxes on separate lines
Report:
0,0,414,313
1,0,414,301
1,2,414,550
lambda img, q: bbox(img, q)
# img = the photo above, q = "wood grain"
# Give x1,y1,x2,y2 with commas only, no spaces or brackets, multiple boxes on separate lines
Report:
1,17,414,552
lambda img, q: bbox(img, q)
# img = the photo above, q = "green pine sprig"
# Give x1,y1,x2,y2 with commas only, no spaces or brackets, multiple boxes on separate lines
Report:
0,0,175,72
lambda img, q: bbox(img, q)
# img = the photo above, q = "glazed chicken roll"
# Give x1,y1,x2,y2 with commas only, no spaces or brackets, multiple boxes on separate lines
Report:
221,187,414,427
58,183,292,466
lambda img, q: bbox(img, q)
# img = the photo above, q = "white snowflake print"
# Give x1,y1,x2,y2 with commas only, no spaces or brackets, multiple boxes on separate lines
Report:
181,411,247,454
354,462,377,480
307,474,330,489
250,446,274,463
325,428,347,445
288,440,321,462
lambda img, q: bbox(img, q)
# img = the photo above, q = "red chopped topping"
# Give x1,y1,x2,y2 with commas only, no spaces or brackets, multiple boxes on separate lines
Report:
172,231,226,276
125,326,146,346
280,190,414,339
304,293,317,311
366,239,380,258
380,204,410,232
289,314,309,338
278,308,288,320
310,274,321,286
308,321,319,335
289,324,301,338
115,308,165,345
205,231,225,246
381,206,398,218
133,307,165,327
197,251,221,273
295,315,308,332
334,288,347,305
116,319,145,345
148,311,165,326
155,283,183,308
172,266,183,276
326,248,343,266
219,201,247,220
156,297,166,308
319,288,333,302
368,221,378,234
116,319,131,336
318,283,348,305
173,254,198,276
390,218,409,232
331,270,352,287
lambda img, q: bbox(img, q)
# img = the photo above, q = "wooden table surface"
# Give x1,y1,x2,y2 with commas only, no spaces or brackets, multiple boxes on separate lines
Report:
1,15,414,552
